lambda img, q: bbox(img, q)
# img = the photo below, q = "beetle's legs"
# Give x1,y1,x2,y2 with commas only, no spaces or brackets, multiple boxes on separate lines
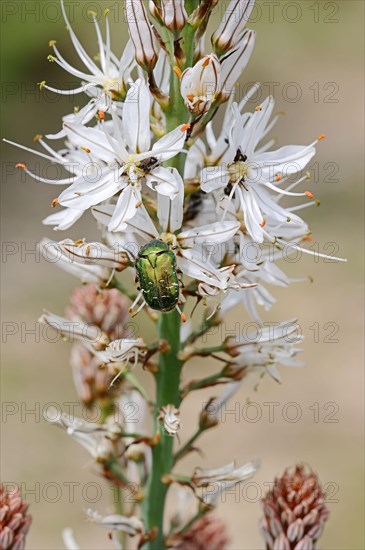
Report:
175,303,187,323
132,299,147,317
129,292,146,317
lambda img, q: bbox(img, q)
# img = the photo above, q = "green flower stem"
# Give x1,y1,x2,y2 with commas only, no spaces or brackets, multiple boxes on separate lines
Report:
142,311,183,549
140,9,200,545
182,318,217,346
194,345,226,356
173,426,204,464
181,370,228,397
105,458,131,486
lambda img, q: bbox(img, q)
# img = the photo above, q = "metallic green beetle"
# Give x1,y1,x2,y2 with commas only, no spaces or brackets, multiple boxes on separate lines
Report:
135,240,180,313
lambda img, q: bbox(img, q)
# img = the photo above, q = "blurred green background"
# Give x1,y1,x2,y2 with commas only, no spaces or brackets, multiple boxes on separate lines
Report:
1,1,364,548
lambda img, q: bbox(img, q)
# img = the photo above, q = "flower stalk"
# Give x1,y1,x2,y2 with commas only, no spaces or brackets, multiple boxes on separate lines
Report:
142,311,183,549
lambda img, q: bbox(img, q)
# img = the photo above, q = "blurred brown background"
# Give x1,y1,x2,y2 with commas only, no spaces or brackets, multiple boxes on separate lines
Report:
1,1,364,548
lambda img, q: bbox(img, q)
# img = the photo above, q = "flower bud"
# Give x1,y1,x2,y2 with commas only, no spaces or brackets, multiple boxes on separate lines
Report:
0,485,32,550
219,29,256,102
171,513,229,550
260,465,330,550
158,404,180,436
125,0,159,71
180,54,220,115
212,0,255,55
160,0,187,31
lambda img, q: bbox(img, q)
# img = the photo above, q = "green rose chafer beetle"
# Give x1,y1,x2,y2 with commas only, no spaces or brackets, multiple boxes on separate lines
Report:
134,239,185,320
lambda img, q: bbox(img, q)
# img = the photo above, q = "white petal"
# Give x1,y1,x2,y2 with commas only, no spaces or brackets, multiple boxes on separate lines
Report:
151,125,187,161
220,30,256,101
179,221,240,247
58,173,123,210
123,79,151,153
157,169,184,232
255,145,316,179
42,208,84,230
63,123,119,164
146,166,180,197
108,185,141,231
201,166,229,192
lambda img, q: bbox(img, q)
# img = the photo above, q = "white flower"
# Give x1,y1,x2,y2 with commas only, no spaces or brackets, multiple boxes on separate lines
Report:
181,54,221,115
158,404,181,436
58,79,188,230
225,320,304,382
97,338,146,367
40,238,128,286
39,311,109,350
212,0,256,54
44,409,115,462
95,337,147,387
42,238,128,269
44,1,136,107
191,460,260,504
85,509,144,536
201,96,321,243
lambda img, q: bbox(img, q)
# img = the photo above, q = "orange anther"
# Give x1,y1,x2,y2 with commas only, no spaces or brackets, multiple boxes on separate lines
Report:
202,57,210,68
51,198,59,208
33,134,43,142
98,110,105,121
181,313,187,323
173,66,182,79
186,94,194,102
305,191,315,199
181,123,191,132
80,146,91,153
255,106,262,111
302,236,313,242
276,174,282,182
16,163,27,169
318,133,326,141
259,219,266,228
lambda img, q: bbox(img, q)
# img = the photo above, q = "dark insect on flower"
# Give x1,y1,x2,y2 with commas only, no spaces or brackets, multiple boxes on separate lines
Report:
139,156,159,172
184,190,205,222
135,240,181,313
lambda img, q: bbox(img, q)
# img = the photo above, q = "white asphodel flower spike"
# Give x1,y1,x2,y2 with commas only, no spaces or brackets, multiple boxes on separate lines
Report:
212,0,256,55
158,404,181,436
44,0,136,105
125,0,159,71
180,54,221,115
